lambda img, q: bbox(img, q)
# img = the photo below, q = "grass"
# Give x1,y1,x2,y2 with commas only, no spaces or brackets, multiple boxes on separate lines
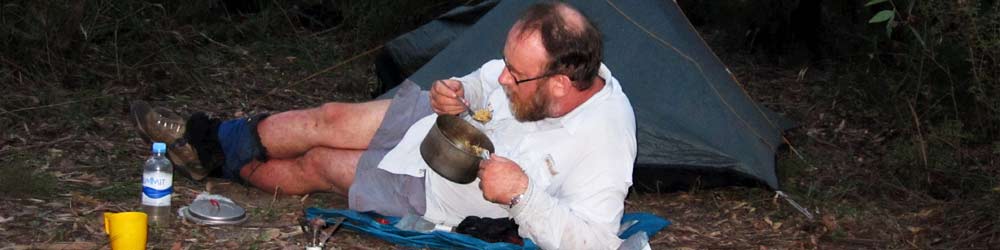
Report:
0,0,997,248
249,205,281,221
93,181,143,202
0,1,463,247
0,153,59,199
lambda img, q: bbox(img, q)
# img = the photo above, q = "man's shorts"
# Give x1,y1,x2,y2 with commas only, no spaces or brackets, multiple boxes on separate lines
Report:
348,80,432,217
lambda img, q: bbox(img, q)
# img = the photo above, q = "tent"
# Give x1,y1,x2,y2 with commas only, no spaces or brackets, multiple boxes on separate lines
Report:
376,0,794,190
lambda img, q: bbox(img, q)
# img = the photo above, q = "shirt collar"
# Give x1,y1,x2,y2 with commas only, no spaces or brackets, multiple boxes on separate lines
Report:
538,63,616,134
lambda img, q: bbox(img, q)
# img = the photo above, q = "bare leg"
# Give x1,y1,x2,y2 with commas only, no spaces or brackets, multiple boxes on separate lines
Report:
239,147,362,196
257,100,391,158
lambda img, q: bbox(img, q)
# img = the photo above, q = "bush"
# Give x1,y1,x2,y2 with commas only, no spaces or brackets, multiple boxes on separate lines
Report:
863,0,1000,142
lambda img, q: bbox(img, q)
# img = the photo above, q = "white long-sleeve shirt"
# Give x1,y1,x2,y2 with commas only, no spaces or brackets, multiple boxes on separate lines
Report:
378,59,637,249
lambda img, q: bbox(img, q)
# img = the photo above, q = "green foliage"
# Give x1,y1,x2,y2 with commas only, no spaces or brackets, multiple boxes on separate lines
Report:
868,10,895,24
865,0,890,7
880,118,997,238
858,0,1000,142
94,181,143,202
0,0,465,92
865,0,896,36
249,205,280,221
0,156,59,198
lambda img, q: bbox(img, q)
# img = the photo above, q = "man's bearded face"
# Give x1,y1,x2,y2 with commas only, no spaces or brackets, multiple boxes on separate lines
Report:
505,81,551,122
500,25,555,122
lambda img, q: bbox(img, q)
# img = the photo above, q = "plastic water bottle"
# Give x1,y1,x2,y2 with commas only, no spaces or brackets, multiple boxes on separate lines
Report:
142,142,173,224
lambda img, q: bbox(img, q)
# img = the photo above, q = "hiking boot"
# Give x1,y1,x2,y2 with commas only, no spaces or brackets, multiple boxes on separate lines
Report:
130,101,213,181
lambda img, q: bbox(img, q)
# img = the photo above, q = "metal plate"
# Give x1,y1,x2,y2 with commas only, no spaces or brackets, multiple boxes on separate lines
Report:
181,199,247,225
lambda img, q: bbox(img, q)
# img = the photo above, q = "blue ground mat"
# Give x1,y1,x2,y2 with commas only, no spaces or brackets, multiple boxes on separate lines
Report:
304,207,670,249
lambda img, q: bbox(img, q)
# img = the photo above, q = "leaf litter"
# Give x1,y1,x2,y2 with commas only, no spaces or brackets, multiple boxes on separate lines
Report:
1,1,996,249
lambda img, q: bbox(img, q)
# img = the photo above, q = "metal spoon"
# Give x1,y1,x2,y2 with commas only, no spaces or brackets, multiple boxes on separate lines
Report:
438,80,477,118
458,96,477,119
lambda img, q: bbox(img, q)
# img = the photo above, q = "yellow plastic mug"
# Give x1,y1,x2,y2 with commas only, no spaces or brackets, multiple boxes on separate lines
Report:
103,212,148,250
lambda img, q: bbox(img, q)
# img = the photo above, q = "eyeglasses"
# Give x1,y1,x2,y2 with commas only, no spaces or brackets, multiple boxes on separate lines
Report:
502,57,555,85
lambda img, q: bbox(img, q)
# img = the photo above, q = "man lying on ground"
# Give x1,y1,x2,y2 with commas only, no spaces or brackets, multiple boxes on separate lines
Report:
132,2,636,249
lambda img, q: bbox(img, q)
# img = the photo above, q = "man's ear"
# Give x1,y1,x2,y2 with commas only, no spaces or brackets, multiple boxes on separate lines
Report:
549,74,572,97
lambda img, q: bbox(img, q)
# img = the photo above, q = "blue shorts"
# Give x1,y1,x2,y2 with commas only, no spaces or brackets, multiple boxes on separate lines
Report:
348,80,431,217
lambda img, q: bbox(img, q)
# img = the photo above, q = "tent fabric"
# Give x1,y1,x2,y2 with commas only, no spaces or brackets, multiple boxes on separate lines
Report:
375,0,499,95
303,207,671,249
378,0,793,189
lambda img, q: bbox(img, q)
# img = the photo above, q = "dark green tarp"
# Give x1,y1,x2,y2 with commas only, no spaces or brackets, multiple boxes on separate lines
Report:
377,0,793,189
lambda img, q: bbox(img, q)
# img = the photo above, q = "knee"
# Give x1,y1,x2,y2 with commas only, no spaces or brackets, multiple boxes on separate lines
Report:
318,103,349,121
300,149,330,176
301,148,353,177
301,149,355,194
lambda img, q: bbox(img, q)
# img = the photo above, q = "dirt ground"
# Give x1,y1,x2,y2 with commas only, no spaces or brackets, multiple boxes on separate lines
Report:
1,1,998,249
0,53,908,250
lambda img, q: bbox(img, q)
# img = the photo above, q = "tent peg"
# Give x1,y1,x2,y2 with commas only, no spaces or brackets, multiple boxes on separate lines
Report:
775,191,814,220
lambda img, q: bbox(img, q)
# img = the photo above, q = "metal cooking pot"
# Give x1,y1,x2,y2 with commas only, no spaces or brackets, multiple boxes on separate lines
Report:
420,115,495,184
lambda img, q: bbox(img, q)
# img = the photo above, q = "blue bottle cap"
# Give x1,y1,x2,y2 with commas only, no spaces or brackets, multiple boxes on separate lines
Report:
152,142,167,153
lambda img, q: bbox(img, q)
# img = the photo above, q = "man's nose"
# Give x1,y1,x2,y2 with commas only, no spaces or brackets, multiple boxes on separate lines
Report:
497,70,515,87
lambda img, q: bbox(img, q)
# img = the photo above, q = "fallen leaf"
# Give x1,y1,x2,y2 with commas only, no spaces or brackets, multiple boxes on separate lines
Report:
907,226,924,234
63,173,106,186
82,222,100,235
48,148,64,156
280,229,303,239
50,171,67,178
171,241,183,250
712,219,727,227
0,216,13,223
821,214,839,231
71,192,101,206
676,226,701,234
771,222,783,230
45,202,67,208
731,201,747,210
34,242,97,250
764,217,774,226
915,209,934,218
262,228,282,241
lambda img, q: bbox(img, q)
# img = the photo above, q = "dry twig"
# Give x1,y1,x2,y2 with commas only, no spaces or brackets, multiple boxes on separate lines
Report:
0,96,113,117
906,100,929,166
268,45,383,96
0,135,74,155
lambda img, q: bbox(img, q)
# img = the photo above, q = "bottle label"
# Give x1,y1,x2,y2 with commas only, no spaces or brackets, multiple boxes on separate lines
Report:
142,171,172,206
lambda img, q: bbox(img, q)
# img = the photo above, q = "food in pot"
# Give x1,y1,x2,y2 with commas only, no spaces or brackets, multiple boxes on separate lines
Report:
462,140,488,157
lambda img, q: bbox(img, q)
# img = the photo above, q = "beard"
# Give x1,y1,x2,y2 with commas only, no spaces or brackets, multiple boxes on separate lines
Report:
505,84,551,122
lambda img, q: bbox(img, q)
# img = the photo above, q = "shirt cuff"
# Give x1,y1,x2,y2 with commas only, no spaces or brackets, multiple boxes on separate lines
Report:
507,178,537,217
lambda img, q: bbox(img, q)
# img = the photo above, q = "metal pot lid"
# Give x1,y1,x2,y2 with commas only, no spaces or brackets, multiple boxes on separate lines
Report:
183,199,247,225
